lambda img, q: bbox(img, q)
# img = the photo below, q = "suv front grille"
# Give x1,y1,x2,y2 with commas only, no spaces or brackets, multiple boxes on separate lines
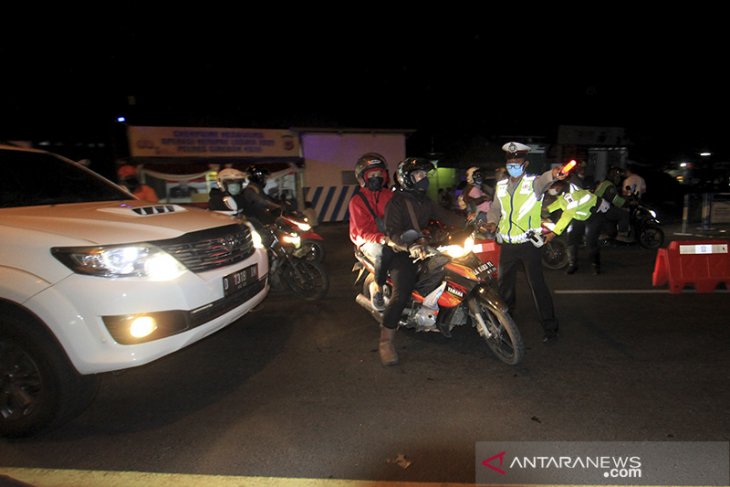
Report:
155,223,255,273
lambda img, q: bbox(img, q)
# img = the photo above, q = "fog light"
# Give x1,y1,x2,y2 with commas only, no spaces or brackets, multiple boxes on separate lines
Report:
129,316,158,338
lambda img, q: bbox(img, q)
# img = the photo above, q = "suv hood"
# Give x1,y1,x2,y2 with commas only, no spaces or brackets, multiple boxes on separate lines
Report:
1,201,237,245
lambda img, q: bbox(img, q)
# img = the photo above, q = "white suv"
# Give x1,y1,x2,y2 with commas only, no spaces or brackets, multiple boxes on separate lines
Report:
0,144,269,437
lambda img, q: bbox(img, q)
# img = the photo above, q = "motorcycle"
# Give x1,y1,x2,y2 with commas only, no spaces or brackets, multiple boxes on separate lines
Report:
218,197,329,301
278,210,326,263
540,220,570,270
600,198,665,250
352,228,524,365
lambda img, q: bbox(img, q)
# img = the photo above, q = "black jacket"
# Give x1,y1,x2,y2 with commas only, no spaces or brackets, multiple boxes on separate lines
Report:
384,189,465,251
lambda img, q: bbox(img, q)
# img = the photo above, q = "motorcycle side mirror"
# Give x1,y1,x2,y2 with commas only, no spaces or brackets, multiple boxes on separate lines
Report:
400,229,423,245
223,195,239,212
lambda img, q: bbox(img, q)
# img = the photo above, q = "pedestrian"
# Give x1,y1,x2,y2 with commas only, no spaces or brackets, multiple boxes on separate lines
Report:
378,157,466,365
545,180,611,275
484,142,568,343
117,164,159,203
348,152,395,312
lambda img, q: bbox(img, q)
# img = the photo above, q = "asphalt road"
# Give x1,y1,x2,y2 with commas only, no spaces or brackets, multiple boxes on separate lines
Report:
1,222,729,485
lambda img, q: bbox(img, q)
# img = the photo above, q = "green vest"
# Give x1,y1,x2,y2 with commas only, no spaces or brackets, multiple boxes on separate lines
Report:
495,176,543,244
547,189,599,235
595,180,625,208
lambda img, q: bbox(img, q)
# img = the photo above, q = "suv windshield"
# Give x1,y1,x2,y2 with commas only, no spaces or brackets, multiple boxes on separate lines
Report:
0,149,130,208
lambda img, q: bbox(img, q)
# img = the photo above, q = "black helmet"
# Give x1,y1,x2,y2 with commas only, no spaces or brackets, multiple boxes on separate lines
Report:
354,152,389,187
247,165,270,187
396,157,435,190
606,166,624,186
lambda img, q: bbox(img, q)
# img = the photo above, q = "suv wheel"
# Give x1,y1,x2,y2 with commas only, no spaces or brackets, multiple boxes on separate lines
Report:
0,316,100,437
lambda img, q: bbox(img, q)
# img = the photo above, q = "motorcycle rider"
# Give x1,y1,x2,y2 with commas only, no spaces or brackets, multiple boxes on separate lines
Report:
462,166,492,223
484,142,567,343
241,165,284,228
546,180,610,275
595,166,632,242
378,157,466,366
348,152,395,311
208,167,249,212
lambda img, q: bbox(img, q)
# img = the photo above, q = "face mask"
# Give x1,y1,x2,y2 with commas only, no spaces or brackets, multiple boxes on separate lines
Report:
506,164,524,178
413,178,429,192
227,182,242,195
366,176,384,191
473,176,483,185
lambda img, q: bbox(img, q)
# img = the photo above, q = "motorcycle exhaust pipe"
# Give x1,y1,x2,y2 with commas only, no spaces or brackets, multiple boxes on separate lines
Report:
355,293,384,323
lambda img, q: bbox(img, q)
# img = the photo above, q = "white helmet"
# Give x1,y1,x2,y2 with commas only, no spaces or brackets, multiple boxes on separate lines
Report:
466,166,483,184
217,168,248,196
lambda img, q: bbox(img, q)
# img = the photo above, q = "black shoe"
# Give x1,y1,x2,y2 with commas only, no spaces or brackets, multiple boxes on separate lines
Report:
542,331,560,344
565,265,578,275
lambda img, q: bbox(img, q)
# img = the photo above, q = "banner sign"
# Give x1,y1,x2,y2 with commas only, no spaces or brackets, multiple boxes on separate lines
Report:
476,441,729,485
128,126,301,158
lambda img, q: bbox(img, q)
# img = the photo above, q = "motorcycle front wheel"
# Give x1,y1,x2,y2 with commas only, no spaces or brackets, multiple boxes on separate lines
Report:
301,240,325,263
282,259,329,301
639,224,664,249
468,296,524,365
542,238,569,270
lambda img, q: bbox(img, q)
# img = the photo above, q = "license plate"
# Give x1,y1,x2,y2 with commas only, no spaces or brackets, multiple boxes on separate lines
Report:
223,264,258,296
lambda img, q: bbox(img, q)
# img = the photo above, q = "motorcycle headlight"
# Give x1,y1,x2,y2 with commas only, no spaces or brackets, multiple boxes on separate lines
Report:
52,245,186,280
281,233,301,247
292,219,311,232
438,236,474,258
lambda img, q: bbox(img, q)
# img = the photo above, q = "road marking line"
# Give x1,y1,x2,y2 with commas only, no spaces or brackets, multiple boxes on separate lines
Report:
555,289,729,294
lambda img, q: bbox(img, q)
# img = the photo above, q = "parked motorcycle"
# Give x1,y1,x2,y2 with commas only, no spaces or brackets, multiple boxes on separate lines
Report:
353,228,524,365
219,197,328,300
278,210,326,263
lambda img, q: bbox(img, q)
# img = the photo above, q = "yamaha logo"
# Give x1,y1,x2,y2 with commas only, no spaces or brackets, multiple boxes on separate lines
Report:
447,286,464,298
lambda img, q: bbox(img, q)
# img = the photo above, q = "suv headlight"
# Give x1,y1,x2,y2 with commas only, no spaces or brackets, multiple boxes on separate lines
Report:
52,244,186,280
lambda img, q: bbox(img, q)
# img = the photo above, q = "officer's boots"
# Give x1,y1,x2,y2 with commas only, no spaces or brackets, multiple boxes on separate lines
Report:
379,326,399,366
565,246,578,275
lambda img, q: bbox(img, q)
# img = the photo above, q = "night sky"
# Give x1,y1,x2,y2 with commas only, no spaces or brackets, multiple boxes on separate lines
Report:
2,8,728,165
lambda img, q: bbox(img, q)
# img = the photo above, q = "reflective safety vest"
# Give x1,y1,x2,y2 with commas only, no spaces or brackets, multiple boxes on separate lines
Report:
547,189,599,235
495,176,543,244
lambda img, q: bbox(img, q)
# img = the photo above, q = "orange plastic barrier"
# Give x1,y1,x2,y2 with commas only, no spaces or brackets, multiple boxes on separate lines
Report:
652,240,730,293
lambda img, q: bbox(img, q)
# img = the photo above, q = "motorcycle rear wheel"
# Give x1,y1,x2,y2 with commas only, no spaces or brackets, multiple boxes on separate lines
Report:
639,224,664,249
469,296,524,365
542,238,569,270
282,259,329,300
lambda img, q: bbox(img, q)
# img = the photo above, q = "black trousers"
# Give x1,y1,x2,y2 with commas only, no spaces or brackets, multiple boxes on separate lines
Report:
381,252,419,330
567,213,605,266
498,242,558,334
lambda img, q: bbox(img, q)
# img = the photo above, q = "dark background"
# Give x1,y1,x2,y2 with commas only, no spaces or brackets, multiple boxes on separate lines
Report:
2,7,728,166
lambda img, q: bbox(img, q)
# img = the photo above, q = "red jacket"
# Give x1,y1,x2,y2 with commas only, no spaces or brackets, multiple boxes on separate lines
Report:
348,188,393,248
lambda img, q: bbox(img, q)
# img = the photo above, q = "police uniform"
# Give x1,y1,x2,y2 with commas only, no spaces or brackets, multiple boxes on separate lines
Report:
486,142,560,342
547,187,610,274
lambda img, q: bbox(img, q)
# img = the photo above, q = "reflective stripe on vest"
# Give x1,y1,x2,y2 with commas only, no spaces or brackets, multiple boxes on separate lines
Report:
495,176,543,244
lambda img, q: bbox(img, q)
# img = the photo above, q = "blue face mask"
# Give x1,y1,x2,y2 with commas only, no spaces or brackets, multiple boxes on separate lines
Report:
506,163,524,178
413,178,429,192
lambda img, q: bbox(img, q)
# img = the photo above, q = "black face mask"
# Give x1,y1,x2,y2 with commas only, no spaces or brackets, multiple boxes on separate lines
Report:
123,177,140,191
413,178,429,192
366,176,384,191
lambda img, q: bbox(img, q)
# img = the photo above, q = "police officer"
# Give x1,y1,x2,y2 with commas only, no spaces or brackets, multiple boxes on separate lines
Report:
378,157,465,366
595,166,632,242
545,180,610,275
484,142,567,343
